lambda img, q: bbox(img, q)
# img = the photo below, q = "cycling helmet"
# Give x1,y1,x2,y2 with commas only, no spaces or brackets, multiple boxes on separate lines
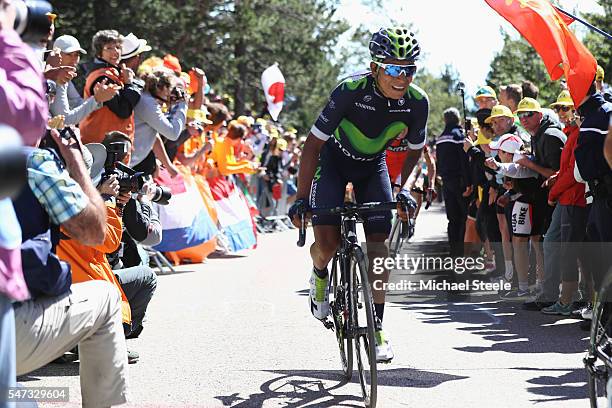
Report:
369,27,420,62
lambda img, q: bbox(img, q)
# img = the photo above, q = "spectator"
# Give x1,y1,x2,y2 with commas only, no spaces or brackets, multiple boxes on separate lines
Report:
79,30,143,151
0,5,48,403
120,32,151,73
474,86,498,110
210,121,259,176
574,80,612,295
521,80,560,125
50,34,119,125
499,84,522,112
540,91,587,315
486,134,543,298
12,128,128,407
130,68,187,170
435,107,470,258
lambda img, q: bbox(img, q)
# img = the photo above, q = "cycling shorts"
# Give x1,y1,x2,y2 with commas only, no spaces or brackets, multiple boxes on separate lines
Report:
310,145,393,235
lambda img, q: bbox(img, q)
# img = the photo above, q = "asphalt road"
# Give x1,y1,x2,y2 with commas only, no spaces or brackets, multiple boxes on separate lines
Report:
20,204,594,408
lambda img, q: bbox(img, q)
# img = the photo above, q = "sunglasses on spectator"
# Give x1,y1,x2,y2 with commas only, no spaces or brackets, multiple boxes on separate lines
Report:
554,106,573,112
373,62,417,78
518,111,537,119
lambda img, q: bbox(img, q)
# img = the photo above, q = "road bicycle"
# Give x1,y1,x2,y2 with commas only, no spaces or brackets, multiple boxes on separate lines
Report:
296,198,412,408
585,269,612,407
388,186,431,256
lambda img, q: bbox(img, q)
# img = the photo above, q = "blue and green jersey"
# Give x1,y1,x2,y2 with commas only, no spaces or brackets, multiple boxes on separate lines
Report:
310,72,429,161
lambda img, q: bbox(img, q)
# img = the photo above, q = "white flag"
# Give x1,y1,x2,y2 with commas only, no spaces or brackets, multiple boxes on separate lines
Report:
261,63,285,121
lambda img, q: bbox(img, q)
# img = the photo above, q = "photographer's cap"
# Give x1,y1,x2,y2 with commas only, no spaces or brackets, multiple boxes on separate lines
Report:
54,35,87,54
84,143,107,185
121,33,152,60
489,133,523,154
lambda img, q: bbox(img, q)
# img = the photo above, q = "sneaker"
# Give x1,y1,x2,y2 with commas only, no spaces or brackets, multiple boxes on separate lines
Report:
309,269,330,320
374,329,394,363
523,296,555,311
581,304,593,320
541,301,574,316
127,350,139,364
500,288,531,300
484,258,496,274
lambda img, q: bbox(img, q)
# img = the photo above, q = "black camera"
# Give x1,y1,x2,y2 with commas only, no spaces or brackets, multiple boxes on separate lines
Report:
13,0,53,44
170,86,186,103
104,142,171,205
0,149,27,199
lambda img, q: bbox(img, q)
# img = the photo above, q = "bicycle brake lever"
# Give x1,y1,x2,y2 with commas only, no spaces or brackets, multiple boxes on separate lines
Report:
297,212,306,247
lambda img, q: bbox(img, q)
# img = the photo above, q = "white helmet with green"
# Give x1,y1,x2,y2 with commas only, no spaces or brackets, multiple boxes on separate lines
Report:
369,27,420,62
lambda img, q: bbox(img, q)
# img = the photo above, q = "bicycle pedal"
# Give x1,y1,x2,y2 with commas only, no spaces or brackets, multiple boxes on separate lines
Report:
322,319,334,330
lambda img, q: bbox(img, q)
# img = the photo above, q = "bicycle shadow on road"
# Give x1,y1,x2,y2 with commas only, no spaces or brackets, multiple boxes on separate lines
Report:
214,367,467,407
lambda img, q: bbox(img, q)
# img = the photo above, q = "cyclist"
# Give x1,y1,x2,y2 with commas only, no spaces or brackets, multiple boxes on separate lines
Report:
289,27,429,362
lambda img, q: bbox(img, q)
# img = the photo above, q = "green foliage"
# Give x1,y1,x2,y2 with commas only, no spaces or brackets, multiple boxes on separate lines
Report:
486,31,562,105
414,66,464,139
582,0,611,81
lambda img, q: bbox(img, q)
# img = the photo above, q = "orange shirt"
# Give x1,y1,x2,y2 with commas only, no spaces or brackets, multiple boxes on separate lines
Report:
57,205,131,323
209,137,257,176
79,66,135,147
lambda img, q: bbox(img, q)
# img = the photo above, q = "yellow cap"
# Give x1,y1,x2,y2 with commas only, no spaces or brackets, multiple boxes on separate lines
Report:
596,65,604,81
550,90,574,108
475,86,497,100
475,129,491,145
484,104,514,124
236,115,254,127
186,108,213,124
515,97,542,113
276,138,288,151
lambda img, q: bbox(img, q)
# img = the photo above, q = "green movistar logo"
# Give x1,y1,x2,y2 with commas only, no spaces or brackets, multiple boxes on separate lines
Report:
341,77,368,91
336,119,407,155
313,166,322,182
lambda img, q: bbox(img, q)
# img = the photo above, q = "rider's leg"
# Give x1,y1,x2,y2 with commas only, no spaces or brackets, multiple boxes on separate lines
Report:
311,225,341,271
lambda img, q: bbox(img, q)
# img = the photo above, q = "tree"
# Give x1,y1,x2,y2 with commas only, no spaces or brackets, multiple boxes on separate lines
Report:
582,0,611,81
486,31,562,104
51,0,350,131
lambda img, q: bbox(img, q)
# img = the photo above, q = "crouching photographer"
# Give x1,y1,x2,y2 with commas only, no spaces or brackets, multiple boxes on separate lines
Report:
102,131,165,339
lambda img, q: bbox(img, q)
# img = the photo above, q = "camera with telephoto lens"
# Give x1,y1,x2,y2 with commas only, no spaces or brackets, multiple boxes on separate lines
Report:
13,0,53,44
104,142,172,205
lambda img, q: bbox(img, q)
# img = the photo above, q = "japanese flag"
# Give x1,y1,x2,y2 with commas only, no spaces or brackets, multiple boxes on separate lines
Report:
261,63,285,121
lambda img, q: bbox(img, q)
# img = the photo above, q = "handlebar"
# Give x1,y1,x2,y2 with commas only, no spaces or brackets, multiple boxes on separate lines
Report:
296,200,412,247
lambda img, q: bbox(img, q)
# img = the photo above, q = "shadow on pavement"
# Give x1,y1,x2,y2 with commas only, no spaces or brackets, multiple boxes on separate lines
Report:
510,367,589,403
215,367,467,407
18,361,80,380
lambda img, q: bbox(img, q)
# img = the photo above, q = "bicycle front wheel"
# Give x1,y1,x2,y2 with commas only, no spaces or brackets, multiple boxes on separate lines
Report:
330,254,352,379
350,246,377,408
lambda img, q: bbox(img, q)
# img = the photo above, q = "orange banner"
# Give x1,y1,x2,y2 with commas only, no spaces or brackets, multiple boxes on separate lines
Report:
485,0,597,105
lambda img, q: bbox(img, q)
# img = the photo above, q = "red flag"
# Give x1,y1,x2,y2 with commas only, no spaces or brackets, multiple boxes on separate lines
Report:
554,7,575,26
485,0,597,105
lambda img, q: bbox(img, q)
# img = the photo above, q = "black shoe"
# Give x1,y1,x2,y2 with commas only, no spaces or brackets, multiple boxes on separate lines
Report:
127,350,139,364
580,319,591,332
522,297,554,311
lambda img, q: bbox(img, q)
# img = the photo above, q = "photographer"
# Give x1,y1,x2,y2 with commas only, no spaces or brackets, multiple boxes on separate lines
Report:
12,126,128,407
57,138,157,360
130,68,187,170
79,30,143,150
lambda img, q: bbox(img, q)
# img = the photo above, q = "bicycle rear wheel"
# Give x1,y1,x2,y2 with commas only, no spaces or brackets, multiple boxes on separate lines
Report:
330,254,352,378
350,246,377,408
587,295,612,408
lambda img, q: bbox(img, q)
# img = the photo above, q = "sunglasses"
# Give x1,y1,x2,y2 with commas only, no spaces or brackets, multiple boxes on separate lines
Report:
374,62,417,78
518,111,537,119
554,105,573,113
